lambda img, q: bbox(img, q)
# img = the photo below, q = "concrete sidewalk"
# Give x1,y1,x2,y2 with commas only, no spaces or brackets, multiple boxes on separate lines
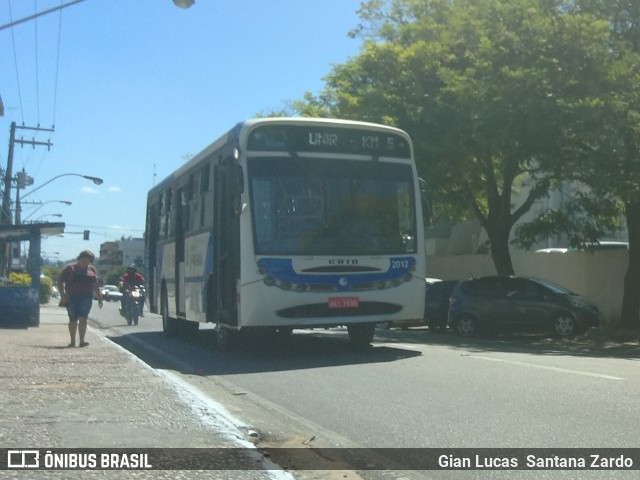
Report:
0,300,292,479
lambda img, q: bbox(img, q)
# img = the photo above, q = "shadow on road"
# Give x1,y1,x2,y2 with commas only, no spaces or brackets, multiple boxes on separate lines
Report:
107,327,423,376
375,326,640,359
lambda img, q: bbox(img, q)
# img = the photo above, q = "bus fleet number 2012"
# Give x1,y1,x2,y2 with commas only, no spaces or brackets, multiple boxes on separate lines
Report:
391,259,410,269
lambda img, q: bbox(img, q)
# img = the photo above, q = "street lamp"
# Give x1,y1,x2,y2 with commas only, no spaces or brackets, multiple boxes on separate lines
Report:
35,213,63,221
1,0,194,31
173,0,195,8
21,173,103,201
21,200,72,222
14,174,99,225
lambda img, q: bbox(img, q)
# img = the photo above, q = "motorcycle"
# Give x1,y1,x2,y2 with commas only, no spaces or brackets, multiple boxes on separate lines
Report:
120,285,145,326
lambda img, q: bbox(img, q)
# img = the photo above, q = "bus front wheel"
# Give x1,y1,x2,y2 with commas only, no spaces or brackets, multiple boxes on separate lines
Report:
347,323,375,348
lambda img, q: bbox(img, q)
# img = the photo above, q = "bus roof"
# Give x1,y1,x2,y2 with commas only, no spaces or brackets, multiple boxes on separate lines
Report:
149,117,411,195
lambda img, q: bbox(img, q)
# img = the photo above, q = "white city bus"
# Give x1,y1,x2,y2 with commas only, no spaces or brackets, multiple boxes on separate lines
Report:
145,118,426,349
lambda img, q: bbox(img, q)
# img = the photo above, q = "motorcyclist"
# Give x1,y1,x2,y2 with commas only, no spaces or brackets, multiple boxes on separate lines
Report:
119,264,146,317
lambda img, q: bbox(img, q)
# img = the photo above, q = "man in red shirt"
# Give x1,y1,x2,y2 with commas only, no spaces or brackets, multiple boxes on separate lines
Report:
57,250,103,347
119,264,146,317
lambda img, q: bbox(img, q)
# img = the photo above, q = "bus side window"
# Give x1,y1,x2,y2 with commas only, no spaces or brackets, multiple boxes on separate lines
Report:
198,165,209,228
159,191,167,238
181,189,190,230
149,202,160,241
165,189,173,238
201,165,210,194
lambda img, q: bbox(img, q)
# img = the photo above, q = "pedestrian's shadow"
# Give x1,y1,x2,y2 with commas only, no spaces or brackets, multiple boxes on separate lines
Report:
34,345,76,350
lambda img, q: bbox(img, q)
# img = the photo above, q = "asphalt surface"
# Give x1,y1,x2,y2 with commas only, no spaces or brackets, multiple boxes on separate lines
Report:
0,299,295,479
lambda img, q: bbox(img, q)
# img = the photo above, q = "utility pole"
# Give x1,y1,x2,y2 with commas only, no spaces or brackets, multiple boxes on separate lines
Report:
1,122,16,225
0,122,53,275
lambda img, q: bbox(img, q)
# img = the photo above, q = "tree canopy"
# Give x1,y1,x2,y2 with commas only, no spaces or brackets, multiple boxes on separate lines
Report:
295,0,614,274
291,0,640,326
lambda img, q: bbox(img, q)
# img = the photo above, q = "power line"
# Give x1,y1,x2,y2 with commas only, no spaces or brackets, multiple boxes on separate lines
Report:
52,0,64,128
0,0,88,32
64,223,144,234
8,0,25,123
34,0,41,125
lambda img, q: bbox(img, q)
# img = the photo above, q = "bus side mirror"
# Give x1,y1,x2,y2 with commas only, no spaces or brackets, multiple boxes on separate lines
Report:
234,164,244,194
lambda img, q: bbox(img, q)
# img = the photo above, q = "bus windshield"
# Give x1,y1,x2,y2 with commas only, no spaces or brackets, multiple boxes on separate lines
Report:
248,157,417,256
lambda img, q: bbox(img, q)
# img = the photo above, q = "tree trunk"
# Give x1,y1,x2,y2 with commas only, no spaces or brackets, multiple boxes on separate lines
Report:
488,223,515,276
620,199,640,328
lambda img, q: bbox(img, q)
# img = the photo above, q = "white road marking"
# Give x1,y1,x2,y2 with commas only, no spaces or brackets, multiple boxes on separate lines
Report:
469,355,625,380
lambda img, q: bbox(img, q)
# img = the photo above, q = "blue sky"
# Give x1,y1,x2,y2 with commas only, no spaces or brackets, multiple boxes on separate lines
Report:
1,0,363,263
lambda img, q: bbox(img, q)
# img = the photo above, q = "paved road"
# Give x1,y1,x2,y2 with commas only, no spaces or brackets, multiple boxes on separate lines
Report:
90,300,640,480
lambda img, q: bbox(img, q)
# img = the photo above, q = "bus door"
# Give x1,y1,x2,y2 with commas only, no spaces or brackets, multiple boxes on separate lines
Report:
213,156,242,326
146,202,159,313
175,187,187,316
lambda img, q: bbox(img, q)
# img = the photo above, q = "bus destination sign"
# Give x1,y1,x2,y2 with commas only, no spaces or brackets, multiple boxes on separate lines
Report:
247,125,411,158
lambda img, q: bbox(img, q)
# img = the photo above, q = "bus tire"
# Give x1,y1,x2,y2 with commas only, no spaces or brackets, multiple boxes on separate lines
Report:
347,323,375,348
216,324,236,351
179,319,199,336
161,286,179,337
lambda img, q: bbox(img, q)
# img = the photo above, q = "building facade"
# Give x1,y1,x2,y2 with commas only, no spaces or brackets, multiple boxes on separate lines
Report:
97,237,144,282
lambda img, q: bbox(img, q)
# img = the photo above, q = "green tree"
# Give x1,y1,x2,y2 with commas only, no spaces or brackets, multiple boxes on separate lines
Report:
295,0,612,275
41,266,61,280
512,1,640,328
39,275,53,304
558,0,640,327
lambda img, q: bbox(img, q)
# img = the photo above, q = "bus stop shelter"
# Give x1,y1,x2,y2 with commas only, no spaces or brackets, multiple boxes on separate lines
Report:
0,222,64,328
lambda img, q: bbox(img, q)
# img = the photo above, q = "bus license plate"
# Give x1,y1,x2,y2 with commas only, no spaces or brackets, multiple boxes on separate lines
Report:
328,296,360,309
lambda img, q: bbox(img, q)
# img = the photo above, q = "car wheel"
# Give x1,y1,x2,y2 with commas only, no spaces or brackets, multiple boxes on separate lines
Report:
553,313,576,337
456,315,477,337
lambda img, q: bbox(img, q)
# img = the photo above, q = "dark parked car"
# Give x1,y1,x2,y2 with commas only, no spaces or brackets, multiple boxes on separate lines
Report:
448,276,600,338
424,280,459,332
377,278,450,330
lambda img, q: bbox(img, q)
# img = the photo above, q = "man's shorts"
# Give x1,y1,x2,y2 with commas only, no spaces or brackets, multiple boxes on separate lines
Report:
66,295,94,322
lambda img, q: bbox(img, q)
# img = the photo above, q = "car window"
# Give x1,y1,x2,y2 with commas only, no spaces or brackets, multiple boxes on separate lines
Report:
461,277,505,297
506,278,545,300
529,277,573,295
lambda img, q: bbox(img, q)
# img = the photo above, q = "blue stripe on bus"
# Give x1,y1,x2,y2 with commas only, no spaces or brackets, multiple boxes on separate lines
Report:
257,257,415,292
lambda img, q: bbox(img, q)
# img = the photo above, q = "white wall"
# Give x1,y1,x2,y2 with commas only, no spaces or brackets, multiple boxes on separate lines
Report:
120,238,145,268
426,250,628,325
